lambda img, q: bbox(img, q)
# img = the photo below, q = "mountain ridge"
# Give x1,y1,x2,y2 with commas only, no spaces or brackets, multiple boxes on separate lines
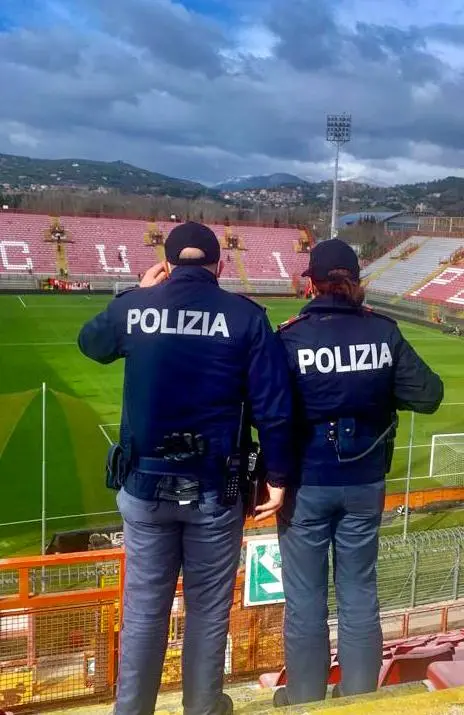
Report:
2,151,464,214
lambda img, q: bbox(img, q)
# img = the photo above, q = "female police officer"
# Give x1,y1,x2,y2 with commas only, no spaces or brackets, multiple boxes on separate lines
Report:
274,239,443,706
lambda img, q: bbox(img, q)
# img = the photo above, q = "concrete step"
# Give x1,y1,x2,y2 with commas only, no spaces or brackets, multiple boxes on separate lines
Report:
39,682,464,715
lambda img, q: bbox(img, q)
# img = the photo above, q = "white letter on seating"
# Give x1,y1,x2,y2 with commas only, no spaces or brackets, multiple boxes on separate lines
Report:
272,252,289,278
96,244,131,274
0,241,33,271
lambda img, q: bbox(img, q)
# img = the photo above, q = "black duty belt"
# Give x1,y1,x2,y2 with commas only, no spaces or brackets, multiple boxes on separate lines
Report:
312,417,397,464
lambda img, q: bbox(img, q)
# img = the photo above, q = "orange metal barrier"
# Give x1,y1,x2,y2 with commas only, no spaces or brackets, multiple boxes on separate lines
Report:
1,542,464,709
0,549,123,709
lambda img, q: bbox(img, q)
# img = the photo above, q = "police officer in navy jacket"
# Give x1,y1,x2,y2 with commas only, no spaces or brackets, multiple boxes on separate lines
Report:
78,222,292,715
274,239,443,707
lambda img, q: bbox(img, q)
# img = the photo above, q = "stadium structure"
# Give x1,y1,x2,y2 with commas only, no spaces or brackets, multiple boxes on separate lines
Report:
1,211,464,713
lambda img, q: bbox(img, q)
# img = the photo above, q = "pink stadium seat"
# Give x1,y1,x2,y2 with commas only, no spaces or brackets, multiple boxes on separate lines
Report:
393,637,434,655
0,213,309,282
452,647,464,661
258,662,342,689
258,668,286,689
258,633,464,691
435,633,464,646
378,644,454,687
409,266,464,307
427,661,464,690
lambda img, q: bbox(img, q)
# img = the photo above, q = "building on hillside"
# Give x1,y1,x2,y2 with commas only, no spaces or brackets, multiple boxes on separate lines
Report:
384,214,422,232
338,211,405,255
338,211,404,229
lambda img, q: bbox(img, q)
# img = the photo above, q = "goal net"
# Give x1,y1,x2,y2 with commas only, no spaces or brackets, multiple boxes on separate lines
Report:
113,281,139,296
429,433,464,484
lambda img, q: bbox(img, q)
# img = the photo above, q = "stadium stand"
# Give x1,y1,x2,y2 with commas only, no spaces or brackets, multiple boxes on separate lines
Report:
258,629,464,693
410,267,464,307
363,236,464,296
0,213,310,292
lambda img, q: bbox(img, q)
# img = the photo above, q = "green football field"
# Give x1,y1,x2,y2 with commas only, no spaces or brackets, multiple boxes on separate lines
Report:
0,293,462,556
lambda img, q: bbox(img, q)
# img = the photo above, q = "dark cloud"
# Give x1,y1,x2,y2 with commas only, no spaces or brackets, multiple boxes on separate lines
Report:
0,0,462,184
426,23,464,44
0,27,82,71
91,0,227,78
268,0,341,71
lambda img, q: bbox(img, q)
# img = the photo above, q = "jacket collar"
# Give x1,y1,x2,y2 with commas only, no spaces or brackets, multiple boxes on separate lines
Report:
300,294,361,314
169,266,218,285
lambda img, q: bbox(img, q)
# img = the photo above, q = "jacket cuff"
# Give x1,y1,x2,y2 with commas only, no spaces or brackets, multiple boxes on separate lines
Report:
266,472,287,488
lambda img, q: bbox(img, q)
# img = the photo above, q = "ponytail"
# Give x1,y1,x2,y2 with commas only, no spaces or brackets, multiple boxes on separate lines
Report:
312,269,365,307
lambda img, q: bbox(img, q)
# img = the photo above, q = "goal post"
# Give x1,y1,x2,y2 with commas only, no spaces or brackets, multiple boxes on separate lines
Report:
113,280,139,296
429,433,464,482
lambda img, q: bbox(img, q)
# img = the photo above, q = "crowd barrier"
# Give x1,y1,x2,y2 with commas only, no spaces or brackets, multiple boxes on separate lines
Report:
1,543,464,710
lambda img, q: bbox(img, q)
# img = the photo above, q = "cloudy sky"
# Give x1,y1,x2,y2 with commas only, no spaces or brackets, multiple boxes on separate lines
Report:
1,0,464,186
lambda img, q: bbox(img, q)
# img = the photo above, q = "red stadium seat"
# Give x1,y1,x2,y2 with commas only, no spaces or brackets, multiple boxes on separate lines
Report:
258,668,286,689
258,662,342,689
409,266,464,306
378,644,454,687
427,661,464,690
0,213,309,284
393,637,433,655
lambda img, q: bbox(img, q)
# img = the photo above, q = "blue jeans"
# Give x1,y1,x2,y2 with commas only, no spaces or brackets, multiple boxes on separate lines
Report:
277,481,385,704
114,488,243,715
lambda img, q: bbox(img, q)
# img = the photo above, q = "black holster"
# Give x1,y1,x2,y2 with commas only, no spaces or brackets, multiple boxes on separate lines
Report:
106,444,130,491
154,475,200,502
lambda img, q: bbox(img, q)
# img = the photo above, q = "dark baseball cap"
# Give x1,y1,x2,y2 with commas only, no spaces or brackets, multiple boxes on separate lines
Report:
302,239,360,281
165,222,221,266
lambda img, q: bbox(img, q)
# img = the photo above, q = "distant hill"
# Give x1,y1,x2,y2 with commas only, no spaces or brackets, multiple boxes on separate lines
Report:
0,153,209,198
215,173,308,191
3,150,464,216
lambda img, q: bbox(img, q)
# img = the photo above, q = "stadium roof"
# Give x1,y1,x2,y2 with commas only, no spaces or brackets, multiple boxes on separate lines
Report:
339,211,404,227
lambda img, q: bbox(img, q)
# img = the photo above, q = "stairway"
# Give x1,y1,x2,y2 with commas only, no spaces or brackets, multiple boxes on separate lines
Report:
362,258,399,288
56,242,68,276
233,250,252,292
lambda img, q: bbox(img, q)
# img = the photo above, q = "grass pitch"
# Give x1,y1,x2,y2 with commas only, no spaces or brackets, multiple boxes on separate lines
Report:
0,293,462,556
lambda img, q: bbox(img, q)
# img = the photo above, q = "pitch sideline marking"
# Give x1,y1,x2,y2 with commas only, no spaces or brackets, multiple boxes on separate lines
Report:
0,342,76,347
17,296,26,308
98,424,114,446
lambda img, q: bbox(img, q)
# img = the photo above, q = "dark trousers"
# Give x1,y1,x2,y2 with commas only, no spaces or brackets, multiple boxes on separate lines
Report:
277,481,385,704
115,488,243,715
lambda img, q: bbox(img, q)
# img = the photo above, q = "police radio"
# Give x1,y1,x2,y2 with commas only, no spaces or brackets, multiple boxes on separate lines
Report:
223,404,246,507
223,455,241,506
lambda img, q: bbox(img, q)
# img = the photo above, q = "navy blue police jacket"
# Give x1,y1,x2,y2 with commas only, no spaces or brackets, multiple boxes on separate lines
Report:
277,294,444,487
78,266,293,499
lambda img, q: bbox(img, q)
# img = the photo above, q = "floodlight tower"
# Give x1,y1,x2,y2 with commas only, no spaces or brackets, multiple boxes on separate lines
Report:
326,113,352,239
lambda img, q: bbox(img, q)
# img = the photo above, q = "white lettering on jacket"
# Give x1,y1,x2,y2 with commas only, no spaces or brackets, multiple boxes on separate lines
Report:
298,343,393,374
127,308,230,338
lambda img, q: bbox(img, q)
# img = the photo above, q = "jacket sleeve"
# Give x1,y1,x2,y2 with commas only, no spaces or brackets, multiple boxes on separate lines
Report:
393,327,444,414
78,300,124,364
246,312,293,487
